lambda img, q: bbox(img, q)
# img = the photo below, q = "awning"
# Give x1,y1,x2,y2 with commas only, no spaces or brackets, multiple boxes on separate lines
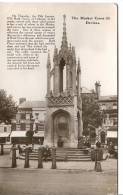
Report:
33,131,44,137
0,132,10,137
107,131,117,138
10,131,44,138
108,126,117,131
10,131,26,137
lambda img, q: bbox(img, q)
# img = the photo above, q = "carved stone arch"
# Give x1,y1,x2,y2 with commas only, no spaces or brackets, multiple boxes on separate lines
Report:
52,109,71,147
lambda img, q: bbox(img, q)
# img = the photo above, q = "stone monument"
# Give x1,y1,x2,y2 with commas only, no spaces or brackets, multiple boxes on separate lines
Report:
44,15,83,148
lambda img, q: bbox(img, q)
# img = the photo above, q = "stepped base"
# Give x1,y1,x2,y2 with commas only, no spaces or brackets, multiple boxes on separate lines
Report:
19,148,91,162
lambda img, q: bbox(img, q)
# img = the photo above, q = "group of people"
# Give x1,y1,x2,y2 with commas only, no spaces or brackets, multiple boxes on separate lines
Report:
17,144,51,161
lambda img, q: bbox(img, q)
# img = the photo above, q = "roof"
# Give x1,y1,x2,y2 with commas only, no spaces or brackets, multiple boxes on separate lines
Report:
81,87,93,94
19,101,46,109
99,95,117,102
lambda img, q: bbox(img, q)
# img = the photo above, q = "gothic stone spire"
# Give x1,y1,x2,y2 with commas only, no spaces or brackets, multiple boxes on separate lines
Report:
77,58,81,73
53,45,58,63
61,15,68,49
47,51,51,68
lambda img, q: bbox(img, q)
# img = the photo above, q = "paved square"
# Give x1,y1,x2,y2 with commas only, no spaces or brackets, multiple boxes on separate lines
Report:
0,151,117,195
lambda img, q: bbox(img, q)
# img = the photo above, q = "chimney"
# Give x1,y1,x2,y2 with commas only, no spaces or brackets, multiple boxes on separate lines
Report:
95,81,101,99
19,98,26,105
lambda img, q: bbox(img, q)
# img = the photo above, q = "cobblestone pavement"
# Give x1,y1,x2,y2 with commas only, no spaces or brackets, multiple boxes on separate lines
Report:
0,166,117,195
0,149,117,195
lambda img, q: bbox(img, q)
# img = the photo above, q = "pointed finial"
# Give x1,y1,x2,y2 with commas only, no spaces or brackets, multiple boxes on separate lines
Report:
77,58,81,73
63,14,66,22
95,81,101,86
47,50,51,68
72,46,76,61
69,43,71,51
53,45,58,58
61,14,68,49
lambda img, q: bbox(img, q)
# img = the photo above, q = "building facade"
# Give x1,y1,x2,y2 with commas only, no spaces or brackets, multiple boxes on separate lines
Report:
11,99,46,144
0,123,11,143
44,15,83,148
81,82,117,146
97,95,117,146
12,99,46,131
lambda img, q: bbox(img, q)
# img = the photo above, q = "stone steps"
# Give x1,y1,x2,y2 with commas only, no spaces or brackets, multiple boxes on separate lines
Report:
19,148,91,161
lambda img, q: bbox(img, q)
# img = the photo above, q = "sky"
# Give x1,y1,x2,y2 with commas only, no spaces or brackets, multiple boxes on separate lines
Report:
0,3,117,103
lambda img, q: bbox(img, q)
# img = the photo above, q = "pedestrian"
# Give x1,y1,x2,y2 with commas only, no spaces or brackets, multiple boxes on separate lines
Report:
96,141,101,148
18,145,22,154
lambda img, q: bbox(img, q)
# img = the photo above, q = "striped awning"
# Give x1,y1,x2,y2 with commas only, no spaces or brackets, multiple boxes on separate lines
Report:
10,131,44,138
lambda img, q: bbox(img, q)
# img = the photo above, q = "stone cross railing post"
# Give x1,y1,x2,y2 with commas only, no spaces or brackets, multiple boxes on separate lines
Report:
51,146,56,169
38,147,43,168
0,144,4,155
11,145,17,168
24,147,30,168
94,148,102,172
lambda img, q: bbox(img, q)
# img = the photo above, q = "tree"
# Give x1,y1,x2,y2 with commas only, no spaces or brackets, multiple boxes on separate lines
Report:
0,89,17,123
82,94,103,136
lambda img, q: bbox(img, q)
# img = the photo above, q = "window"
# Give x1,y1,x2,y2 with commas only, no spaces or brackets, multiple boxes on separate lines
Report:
35,113,39,119
26,113,30,120
4,127,7,132
21,123,26,131
35,113,39,116
113,119,117,125
21,114,26,120
113,103,117,109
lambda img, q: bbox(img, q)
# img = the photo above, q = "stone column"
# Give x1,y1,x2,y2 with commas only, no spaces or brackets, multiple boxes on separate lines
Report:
54,66,60,95
66,64,69,92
